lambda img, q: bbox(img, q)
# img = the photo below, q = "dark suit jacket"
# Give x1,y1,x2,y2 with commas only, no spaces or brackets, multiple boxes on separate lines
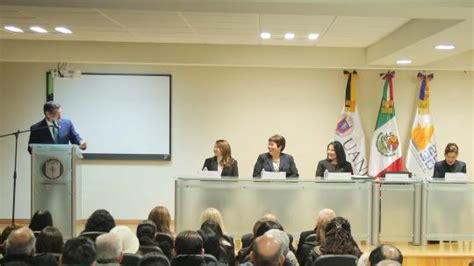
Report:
253,153,299,178
202,157,239,177
315,159,353,177
28,118,82,153
433,160,466,178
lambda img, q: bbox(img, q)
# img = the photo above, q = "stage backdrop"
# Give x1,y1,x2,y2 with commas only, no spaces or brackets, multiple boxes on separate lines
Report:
0,62,472,221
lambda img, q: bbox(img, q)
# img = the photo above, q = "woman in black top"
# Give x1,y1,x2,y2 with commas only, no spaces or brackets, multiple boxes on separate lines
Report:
315,141,353,177
202,139,238,177
433,143,467,178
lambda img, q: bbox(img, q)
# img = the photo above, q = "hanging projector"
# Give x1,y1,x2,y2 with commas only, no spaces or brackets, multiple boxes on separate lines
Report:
50,62,82,79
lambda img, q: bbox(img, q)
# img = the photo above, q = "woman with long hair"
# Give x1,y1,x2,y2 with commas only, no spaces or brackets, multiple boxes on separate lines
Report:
202,139,239,177
316,141,353,177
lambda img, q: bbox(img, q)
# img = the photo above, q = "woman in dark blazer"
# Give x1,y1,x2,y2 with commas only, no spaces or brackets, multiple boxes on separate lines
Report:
202,139,238,177
433,143,467,178
316,141,353,177
253,134,299,178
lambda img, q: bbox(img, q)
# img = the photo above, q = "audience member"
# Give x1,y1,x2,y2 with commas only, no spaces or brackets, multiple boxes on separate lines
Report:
61,236,96,266
29,210,53,233
96,232,123,265
148,206,174,237
111,225,140,254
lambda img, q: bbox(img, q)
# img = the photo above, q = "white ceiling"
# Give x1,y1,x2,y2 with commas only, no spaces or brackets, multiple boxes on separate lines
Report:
0,6,410,47
0,0,472,67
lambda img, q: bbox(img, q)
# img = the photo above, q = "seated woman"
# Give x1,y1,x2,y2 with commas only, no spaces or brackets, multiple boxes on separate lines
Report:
202,139,239,177
433,143,467,178
306,217,362,265
29,210,53,234
253,134,299,178
316,141,353,177
148,206,174,237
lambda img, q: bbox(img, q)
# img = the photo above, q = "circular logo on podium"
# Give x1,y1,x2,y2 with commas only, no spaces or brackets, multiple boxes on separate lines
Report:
42,159,64,180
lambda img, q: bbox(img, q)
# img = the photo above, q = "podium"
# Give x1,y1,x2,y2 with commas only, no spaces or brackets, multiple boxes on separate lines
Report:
30,144,82,239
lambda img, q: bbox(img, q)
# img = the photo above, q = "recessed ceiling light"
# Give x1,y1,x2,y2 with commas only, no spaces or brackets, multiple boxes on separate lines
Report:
55,26,72,34
260,32,271,40
308,33,319,40
396,59,412,65
4,25,24,33
434,44,455,50
30,26,48,33
284,32,295,40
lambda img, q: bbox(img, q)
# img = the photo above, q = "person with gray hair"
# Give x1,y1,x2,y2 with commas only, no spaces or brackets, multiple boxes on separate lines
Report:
0,227,36,265
96,233,123,265
249,235,286,266
264,229,299,266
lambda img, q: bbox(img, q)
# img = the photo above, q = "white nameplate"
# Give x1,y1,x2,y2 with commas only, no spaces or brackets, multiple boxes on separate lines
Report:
261,171,286,180
444,173,468,182
385,173,410,182
325,172,352,181
197,170,220,178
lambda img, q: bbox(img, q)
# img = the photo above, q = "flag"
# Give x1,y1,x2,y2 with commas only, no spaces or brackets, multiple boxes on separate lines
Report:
406,73,437,178
369,71,404,177
334,70,368,175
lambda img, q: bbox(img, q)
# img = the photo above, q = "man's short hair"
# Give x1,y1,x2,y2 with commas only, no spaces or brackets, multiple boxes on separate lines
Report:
264,229,289,255
174,230,203,255
5,227,36,257
43,101,61,114
369,244,403,265
96,233,122,263
252,235,284,266
139,252,170,266
61,237,96,265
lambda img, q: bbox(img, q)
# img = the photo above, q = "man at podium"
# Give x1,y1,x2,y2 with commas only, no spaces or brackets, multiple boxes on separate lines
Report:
28,101,87,153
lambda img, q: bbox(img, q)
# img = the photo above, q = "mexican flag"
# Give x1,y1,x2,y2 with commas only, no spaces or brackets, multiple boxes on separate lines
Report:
369,71,404,177
406,73,437,178
334,70,368,175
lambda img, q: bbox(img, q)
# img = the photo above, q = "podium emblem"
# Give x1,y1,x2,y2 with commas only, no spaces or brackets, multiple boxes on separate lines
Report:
41,159,64,180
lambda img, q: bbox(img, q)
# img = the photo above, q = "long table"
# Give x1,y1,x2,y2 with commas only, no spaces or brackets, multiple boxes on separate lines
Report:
174,177,474,245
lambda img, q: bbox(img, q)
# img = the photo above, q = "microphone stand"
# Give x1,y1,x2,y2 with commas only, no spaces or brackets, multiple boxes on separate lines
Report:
0,125,55,225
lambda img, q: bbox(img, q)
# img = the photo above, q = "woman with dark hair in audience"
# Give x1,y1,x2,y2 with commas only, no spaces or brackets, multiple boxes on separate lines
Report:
316,141,353,177
306,217,362,265
36,226,63,254
202,139,239,177
83,209,116,233
197,228,227,265
137,220,160,247
29,210,53,233
433,143,467,177
253,134,299,178
200,220,234,265
148,206,174,237
34,226,63,266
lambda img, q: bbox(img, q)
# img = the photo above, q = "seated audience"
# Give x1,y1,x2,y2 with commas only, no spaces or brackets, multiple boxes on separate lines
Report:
148,206,174,237
96,232,123,265
200,220,234,264
36,226,63,254
296,209,336,265
264,229,298,266
247,235,285,266
138,252,170,266
61,237,96,266
1,227,36,265
198,229,226,265
111,225,140,254
171,230,206,266
357,244,403,266
82,209,116,237
241,213,279,248
0,224,21,259
306,217,362,265
29,210,53,234
137,220,160,248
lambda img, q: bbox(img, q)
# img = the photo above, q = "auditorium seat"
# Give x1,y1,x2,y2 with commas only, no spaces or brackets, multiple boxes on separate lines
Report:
139,245,164,255
79,231,105,241
122,253,142,266
155,233,174,259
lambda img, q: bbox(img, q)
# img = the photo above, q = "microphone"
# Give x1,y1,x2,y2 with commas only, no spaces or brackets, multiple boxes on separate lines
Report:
52,120,61,129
